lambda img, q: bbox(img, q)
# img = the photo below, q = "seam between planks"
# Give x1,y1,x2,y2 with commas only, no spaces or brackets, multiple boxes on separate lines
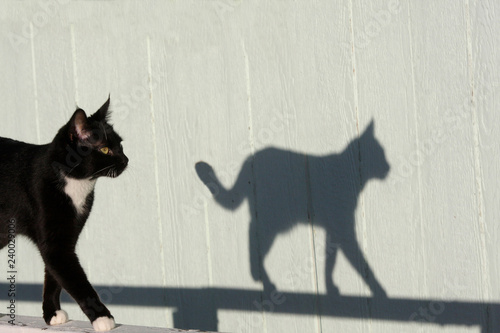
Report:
464,0,491,324
348,0,372,326
242,38,268,333
406,1,428,304
29,22,40,144
147,36,170,325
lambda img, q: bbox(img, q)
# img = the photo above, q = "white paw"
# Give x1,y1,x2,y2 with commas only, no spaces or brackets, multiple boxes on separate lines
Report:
92,316,115,332
49,309,68,325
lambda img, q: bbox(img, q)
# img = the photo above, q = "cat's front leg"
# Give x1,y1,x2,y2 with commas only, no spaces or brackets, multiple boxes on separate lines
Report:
42,269,68,325
41,249,115,331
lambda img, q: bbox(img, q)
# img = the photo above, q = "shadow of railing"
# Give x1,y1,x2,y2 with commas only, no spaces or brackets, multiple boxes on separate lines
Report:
1,283,498,332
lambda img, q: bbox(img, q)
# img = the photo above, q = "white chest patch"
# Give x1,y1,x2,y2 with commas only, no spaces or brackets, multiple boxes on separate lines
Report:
64,177,97,215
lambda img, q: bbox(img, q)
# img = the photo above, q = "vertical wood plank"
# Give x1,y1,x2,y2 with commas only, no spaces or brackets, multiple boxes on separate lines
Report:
470,0,500,330
402,1,485,332
351,1,421,332
0,1,78,319
67,2,170,326
237,1,363,332
145,1,256,330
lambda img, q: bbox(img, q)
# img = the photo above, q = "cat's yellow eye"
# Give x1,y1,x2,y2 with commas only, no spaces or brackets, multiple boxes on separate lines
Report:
99,147,110,155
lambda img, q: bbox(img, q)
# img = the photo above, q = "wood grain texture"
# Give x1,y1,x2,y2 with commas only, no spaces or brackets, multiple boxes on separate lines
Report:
0,1,498,332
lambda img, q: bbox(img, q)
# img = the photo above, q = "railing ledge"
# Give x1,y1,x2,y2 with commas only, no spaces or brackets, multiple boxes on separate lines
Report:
0,315,217,333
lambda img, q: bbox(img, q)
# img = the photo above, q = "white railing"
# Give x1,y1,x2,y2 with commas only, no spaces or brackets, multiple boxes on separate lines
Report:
0,315,210,333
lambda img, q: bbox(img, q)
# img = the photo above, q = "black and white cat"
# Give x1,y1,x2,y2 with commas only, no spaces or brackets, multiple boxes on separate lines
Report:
0,97,128,331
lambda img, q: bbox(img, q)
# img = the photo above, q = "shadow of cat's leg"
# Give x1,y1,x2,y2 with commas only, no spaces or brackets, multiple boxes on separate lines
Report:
324,240,341,297
249,219,277,295
249,220,261,282
341,235,387,298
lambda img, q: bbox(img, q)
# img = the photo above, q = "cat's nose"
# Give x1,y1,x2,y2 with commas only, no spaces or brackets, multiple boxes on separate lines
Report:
383,164,390,177
122,155,129,166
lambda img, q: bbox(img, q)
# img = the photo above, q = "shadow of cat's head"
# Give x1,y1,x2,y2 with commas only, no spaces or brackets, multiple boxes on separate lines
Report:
359,120,390,181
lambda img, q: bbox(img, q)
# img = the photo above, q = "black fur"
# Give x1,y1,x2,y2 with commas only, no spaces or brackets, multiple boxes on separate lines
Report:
0,97,128,327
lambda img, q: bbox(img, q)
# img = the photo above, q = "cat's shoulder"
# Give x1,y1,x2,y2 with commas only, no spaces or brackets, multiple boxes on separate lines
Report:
0,136,39,149
0,136,23,146
0,137,47,161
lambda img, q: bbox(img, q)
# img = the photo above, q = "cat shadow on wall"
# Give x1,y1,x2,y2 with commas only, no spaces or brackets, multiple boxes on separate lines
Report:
195,120,389,298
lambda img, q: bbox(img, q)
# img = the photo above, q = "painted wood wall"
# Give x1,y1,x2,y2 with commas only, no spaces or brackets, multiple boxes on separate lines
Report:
0,1,499,332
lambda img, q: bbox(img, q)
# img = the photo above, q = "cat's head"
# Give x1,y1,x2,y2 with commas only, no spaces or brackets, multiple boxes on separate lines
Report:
52,97,129,179
359,120,390,182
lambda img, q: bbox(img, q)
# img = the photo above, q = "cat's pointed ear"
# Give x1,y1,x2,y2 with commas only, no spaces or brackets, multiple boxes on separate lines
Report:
91,95,111,122
69,109,91,142
364,119,375,136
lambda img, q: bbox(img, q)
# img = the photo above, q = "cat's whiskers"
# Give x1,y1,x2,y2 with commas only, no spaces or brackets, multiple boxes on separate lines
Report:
90,165,114,179
102,166,119,178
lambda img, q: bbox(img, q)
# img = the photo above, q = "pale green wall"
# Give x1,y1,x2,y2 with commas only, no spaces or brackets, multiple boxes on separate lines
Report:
0,1,499,332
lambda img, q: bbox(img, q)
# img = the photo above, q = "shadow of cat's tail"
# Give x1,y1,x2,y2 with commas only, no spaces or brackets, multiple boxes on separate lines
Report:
195,161,247,211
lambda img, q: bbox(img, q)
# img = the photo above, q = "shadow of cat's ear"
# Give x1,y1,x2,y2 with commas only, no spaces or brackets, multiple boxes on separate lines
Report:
367,119,375,133
360,119,375,138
